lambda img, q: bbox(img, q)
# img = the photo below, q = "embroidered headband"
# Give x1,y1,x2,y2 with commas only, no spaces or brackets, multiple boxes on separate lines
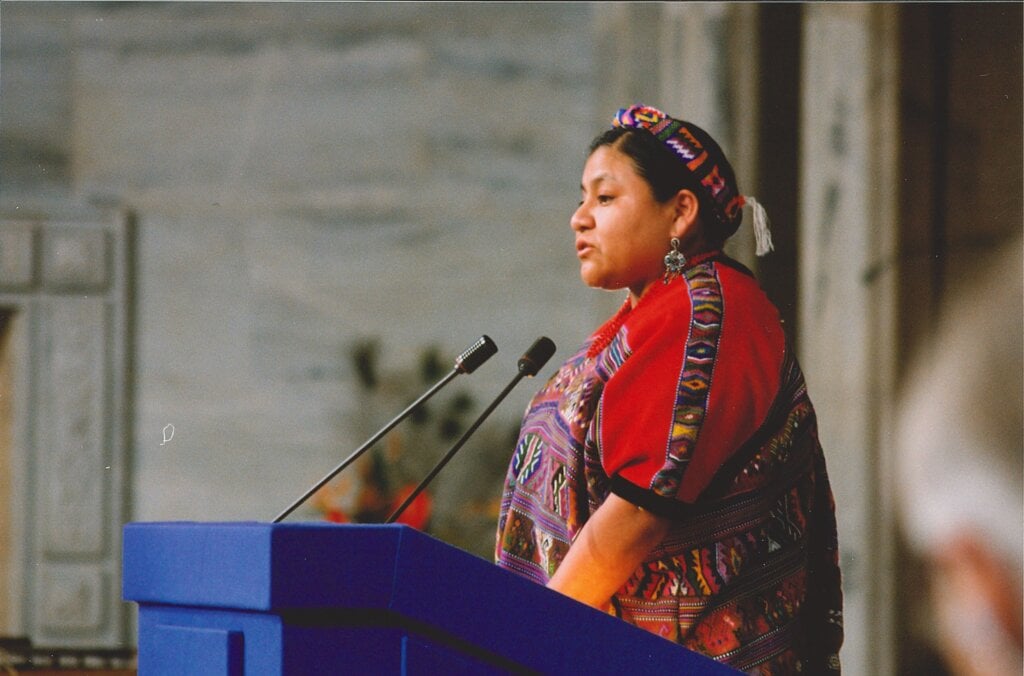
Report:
612,104,773,256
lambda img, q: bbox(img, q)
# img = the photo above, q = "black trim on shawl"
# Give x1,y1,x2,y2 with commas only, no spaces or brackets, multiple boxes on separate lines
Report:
609,348,808,518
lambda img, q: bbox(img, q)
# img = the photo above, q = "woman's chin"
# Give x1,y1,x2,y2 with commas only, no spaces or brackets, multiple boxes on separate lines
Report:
579,264,608,288
580,270,630,293
579,272,606,290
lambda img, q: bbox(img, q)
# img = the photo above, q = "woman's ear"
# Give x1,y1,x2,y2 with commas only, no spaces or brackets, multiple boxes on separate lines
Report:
670,189,701,239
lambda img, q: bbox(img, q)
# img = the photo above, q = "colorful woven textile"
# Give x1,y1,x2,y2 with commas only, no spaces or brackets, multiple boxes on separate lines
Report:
495,256,844,673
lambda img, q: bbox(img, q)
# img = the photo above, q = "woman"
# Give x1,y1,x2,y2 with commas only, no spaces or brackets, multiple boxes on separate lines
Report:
496,105,844,673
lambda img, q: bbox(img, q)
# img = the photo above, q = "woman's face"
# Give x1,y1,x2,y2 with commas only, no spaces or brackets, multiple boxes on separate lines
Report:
571,145,678,304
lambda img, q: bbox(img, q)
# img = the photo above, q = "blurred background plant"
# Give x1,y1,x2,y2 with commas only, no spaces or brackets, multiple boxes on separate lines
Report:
313,338,519,558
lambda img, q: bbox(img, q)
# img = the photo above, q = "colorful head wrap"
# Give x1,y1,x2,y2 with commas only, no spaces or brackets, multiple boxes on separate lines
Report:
612,104,773,256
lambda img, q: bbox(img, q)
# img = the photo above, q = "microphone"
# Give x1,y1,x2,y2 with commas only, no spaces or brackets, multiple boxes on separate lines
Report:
272,335,498,523
386,336,556,524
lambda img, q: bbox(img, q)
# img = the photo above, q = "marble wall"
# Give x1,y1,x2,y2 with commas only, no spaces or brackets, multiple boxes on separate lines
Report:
1,1,620,647
4,2,609,536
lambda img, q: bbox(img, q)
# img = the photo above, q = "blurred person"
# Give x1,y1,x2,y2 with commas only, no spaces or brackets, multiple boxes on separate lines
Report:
495,105,844,673
897,238,1023,676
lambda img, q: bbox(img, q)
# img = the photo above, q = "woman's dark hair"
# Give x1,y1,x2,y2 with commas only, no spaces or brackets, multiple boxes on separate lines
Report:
588,126,726,242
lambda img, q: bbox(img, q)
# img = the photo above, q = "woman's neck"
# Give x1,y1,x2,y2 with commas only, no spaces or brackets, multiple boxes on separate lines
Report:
627,248,723,308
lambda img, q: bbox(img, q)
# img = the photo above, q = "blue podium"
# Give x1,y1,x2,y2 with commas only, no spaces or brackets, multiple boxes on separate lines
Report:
123,522,737,674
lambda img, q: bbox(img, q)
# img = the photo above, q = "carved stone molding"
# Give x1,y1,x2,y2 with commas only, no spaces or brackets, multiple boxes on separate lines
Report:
0,205,133,648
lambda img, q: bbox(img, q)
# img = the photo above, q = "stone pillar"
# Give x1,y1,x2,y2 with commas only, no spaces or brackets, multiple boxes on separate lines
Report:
799,5,900,674
0,205,135,647
660,3,761,268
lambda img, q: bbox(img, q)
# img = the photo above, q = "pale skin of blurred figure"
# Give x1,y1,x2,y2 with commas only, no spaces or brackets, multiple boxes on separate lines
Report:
897,238,1023,676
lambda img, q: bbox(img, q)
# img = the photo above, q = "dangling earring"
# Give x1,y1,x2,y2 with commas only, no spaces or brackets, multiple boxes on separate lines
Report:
663,237,686,282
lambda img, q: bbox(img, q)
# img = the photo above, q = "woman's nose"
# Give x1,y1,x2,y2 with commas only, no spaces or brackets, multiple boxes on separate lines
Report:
571,203,591,232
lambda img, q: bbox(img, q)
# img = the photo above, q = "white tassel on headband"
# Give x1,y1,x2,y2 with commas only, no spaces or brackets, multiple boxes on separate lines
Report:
745,197,774,257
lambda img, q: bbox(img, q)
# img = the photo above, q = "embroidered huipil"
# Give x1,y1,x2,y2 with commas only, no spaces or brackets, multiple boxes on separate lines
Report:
496,257,844,673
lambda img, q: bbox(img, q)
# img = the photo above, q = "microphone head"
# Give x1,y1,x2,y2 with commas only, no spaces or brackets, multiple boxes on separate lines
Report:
517,337,556,377
454,335,498,374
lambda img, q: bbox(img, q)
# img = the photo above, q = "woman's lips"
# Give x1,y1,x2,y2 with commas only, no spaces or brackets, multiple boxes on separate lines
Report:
576,240,594,257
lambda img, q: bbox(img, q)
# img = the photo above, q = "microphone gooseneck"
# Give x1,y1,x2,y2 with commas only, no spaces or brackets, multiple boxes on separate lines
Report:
272,335,497,523
386,336,556,525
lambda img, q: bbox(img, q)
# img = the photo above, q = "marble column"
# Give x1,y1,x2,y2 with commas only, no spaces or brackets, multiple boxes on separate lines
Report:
661,3,762,267
799,5,900,674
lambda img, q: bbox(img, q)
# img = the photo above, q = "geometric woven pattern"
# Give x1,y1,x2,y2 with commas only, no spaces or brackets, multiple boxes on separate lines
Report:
652,264,724,497
496,257,843,673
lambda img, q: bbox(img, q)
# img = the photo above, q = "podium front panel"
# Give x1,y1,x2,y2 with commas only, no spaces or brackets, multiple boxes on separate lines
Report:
124,522,739,674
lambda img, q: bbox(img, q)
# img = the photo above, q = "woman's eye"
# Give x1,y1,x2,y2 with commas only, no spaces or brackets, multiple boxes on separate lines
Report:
597,195,613,204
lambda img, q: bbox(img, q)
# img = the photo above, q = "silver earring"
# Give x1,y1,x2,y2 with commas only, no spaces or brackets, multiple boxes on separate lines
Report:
664,237,686,281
